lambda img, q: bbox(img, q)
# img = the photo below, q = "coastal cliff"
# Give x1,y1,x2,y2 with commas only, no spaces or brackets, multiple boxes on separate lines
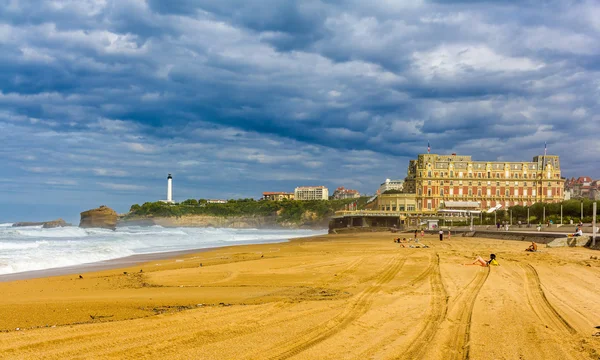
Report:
80,205,118,230
121,214,328,229
121,199,369,229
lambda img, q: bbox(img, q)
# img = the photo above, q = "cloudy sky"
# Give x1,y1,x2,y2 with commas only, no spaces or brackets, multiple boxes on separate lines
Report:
1,0,599,222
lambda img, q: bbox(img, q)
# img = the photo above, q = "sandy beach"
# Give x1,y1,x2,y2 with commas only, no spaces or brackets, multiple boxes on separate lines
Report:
1,232,599,359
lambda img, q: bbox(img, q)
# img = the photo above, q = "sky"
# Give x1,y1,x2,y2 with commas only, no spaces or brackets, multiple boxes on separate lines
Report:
1,0,600,223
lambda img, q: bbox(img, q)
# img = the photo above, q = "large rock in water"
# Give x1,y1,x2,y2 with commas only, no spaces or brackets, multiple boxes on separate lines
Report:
79,205,118,230
42,218,68,228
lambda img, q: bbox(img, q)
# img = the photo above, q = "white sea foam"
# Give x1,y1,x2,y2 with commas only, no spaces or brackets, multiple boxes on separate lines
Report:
0,226,325,275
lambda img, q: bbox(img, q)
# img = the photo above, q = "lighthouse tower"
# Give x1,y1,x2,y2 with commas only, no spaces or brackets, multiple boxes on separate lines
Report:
167,173,173,203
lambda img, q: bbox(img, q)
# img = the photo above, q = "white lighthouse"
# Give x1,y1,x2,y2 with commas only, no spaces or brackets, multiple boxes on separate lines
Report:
167,173,173,203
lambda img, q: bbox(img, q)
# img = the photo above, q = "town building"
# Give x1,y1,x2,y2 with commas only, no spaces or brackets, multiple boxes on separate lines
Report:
378,179,404,194
262,192,295,201
294,186,329,201
332,187,360,200
564,176,593,199
373,193,416,212
206,199,227,204
403,153,564,212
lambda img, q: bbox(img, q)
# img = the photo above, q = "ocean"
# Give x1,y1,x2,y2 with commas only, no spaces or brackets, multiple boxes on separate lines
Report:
0,223,326,275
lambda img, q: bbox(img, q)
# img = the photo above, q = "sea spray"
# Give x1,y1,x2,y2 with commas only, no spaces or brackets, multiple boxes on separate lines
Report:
0,225,325,275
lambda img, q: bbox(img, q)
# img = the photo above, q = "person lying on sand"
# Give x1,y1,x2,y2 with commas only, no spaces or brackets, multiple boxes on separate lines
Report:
525,242,537,252
469,254,499,267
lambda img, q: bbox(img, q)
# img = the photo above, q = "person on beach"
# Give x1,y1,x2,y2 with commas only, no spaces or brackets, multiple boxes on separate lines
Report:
470,254,498,267
414,229,418,238
496,222,500,231
525,242,537,252
571,227,583,237
439,229,443,241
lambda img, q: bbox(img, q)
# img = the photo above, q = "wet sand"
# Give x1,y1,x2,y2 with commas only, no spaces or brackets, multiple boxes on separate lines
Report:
0,232,599,359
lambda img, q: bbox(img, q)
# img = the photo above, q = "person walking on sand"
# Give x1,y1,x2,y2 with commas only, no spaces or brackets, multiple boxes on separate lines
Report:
414,229,418,239
439,229,443,241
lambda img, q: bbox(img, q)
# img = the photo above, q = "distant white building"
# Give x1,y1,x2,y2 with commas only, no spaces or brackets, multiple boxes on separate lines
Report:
294,186,329,201
206,199,227,204
378,179,404,194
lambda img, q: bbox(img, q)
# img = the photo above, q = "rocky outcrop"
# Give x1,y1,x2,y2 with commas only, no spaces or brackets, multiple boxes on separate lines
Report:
80,205,118,230
13,219,69,228
42,219,68,228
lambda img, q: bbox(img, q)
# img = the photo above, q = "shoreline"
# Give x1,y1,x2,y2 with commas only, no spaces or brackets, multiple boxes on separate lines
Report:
0,232,599,358
0,237,292,283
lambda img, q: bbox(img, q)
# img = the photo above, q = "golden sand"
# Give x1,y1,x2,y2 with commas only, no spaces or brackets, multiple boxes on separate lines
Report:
1,233,599,359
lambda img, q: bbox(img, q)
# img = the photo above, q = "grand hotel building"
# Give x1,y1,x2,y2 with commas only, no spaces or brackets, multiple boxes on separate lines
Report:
402,153,564,212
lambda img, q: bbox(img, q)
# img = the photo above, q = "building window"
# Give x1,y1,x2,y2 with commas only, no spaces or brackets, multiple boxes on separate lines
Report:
407,205,415,211
459,188,463,195
468,189,473,196
450,171,454,177
440,189,444,196
515,182,518,186
496,189,500,196
487,171,491,178
477,189,482,196
450,181,454,185
427,201,432,210
427,189,432,196
428,171,432,177
496,182,500,186
478,182,482,186
459,172,463,178
428,180,431,185
532,189,537,196
514,188,518,196
505,190,509,196
449,188,454,195
487,189,491,196
468,181,472,186
524,189,528,196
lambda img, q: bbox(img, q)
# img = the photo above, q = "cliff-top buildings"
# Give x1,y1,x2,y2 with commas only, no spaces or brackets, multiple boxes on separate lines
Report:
402,153,564,212
262,192,295,201
294,186,329,201
332,187,360,200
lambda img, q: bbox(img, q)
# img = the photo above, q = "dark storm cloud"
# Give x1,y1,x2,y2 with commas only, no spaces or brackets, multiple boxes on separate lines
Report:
1,0,599,220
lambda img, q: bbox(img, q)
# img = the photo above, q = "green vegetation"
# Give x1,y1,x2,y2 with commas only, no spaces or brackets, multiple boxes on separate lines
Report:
126,197,370,224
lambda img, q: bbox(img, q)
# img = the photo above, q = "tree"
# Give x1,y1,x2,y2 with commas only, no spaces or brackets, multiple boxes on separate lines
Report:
182,199,198,206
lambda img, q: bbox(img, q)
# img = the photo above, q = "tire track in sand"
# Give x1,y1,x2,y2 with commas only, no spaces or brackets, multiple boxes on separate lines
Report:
263,255,407,360
396,254,448,360
443,266,490,360
521,263,576,335
353,253,438,359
